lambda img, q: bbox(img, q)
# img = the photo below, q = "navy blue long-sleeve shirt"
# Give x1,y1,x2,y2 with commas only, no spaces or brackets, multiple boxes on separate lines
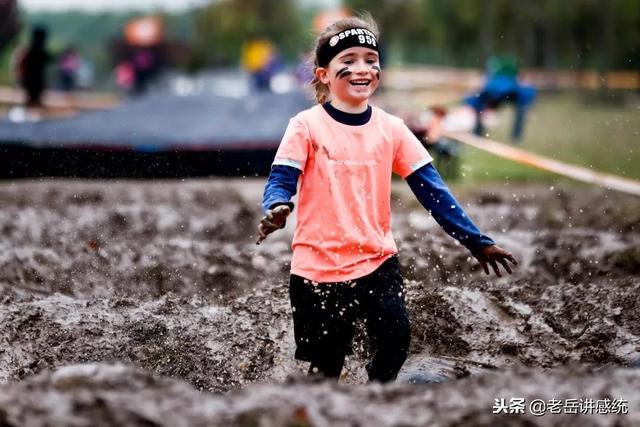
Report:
405,162,494,255
261,164,299,214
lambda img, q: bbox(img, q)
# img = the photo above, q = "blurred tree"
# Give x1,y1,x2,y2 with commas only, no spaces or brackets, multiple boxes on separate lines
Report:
344,0,427,64
0,0,21,54
192,0,304,68
5,0,637,82
345,0,640,72
611,0,640,80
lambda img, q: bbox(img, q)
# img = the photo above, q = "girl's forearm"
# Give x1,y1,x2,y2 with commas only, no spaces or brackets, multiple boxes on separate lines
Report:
406,163,494,255
261,165,301,214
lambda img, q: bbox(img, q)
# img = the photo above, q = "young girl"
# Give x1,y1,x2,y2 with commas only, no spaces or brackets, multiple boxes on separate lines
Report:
257,15,517,383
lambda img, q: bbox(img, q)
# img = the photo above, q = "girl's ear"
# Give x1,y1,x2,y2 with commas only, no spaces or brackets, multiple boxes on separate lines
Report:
315,67,330,85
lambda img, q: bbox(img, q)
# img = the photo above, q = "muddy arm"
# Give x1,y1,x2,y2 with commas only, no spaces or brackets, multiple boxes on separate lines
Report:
405,162,495,256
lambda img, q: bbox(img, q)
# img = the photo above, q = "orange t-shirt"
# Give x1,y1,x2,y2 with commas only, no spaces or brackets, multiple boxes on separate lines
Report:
273,104,432,282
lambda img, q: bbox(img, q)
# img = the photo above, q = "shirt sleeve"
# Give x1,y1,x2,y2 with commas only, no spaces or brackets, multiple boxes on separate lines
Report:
261,165,301,215
406,163,495,255
392,119,433,178
272,115,310,171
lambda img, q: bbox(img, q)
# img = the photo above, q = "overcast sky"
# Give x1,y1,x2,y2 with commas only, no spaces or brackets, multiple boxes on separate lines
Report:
20,0,339,12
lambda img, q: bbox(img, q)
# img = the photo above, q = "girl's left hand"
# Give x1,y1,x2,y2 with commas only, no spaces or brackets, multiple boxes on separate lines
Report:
475,245,518,277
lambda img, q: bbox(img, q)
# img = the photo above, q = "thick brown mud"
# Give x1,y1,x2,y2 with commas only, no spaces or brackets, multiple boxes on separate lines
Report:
0,179,639,426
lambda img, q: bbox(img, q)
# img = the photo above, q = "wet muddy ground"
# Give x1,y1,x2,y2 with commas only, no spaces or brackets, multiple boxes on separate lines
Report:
0,178,639,426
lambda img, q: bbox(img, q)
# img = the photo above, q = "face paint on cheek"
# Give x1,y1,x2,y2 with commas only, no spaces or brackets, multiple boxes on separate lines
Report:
336,67,352,79
371,65,381,80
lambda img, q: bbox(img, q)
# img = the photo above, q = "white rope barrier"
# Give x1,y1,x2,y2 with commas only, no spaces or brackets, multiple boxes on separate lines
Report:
444,131,640,197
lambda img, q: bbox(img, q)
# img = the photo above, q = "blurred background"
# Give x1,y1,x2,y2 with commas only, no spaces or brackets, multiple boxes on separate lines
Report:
0,0,639,184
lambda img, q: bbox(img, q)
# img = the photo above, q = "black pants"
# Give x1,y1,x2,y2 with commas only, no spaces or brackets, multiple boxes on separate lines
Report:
289,256,411,383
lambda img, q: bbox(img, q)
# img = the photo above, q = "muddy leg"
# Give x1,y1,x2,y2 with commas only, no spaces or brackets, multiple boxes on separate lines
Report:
364,307,410,382
308,352,346,380
289,275,356,381
360,257,411,383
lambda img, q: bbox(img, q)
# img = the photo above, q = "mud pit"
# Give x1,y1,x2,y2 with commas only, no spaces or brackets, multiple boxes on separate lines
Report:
1,179,639,426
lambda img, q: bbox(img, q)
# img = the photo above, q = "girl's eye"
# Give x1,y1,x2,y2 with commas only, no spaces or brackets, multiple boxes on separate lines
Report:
343,60,353,65
367,60,376,64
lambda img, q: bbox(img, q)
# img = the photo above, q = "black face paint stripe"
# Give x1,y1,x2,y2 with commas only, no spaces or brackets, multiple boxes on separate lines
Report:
336,67,352,79
371,65,381,80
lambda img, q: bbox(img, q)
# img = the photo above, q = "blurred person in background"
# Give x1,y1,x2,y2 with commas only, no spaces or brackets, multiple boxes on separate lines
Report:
115,60,135,92
132,48,157,95
421,106,459,180
242,38,282,91
465,55,536,142
16,25,51,108
57,46,80,91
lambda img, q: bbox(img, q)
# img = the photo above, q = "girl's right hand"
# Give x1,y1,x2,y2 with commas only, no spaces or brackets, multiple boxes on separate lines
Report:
474,244,518,277
256,205,291,244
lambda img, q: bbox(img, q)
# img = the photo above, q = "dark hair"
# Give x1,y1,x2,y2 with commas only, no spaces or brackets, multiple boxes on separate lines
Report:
309,13,380,104
31,25,48,48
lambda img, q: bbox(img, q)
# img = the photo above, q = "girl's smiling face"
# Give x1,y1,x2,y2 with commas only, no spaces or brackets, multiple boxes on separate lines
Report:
315,46,380,113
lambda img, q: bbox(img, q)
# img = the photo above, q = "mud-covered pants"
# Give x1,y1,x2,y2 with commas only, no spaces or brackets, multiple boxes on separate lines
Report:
289,255,411,383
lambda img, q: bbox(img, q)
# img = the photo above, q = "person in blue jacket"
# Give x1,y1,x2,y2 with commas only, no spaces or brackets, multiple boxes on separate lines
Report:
465,55,536,142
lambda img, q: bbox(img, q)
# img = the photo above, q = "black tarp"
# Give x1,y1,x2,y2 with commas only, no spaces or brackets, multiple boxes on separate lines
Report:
0,90,311,178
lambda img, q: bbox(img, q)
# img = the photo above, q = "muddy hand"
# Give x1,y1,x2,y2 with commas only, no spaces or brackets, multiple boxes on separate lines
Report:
475,245,518,278
256,205,291,245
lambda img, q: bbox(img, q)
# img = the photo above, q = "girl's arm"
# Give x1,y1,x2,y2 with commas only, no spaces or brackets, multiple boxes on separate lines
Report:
405,162,495,255
406,163,517,276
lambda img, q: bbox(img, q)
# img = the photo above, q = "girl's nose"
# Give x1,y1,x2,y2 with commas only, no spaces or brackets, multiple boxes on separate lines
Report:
353,61,369,73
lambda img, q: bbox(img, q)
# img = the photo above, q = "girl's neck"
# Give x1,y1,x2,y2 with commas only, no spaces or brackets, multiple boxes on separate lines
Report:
329,99,369,114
